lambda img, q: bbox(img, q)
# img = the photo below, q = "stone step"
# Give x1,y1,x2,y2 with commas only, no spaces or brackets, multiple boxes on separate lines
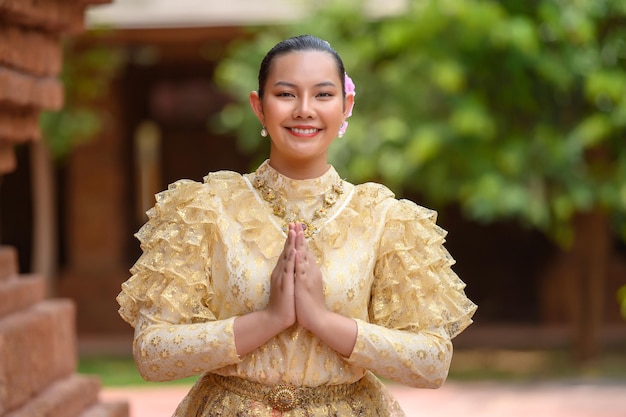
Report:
0,246,18,281
0,274,47,319
79,401,130,417
3,373,100,417
0,300,77,414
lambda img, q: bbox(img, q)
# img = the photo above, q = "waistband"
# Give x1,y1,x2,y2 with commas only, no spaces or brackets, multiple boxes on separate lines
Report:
209,373,363,412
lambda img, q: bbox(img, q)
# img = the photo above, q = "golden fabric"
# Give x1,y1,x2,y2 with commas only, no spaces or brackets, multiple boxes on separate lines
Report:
117,160,477,416
174,372,405,417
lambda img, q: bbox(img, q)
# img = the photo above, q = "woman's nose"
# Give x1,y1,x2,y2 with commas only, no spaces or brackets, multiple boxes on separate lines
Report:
293,97,314,119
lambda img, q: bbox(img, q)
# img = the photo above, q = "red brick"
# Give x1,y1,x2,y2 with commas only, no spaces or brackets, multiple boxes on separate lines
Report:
0,300,77,414
0,67,64,110
4,374,100,417
0,139,17,174
0,246,18,281
0,0,88,34
79,401,130,417
0,274,47,319
0,108,41,143
0,24,62,76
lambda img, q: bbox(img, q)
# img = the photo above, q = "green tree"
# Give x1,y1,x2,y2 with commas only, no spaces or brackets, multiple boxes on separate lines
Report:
215,0,626,361
40,37,122,159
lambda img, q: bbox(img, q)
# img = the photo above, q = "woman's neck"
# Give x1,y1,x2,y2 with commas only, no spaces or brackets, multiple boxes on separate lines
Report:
267,158,330,180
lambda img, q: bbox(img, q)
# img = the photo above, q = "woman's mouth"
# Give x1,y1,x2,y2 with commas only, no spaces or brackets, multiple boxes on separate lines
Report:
290,127,320,135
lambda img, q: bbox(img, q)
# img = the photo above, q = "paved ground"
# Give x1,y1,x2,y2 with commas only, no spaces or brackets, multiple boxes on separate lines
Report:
100,379,626,417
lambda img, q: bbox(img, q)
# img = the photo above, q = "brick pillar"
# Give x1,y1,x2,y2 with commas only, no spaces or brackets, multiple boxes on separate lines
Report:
0,247,129,417
0,1,129,416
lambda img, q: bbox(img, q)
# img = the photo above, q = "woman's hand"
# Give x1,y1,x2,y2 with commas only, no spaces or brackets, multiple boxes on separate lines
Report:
236,223,356,358
266,224,297,330
233,225,296,357
293,222,358,357
293,223,328,331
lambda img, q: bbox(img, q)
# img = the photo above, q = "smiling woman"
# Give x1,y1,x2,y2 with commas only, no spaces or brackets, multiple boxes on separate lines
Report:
116,34,476,416
249,42,354,179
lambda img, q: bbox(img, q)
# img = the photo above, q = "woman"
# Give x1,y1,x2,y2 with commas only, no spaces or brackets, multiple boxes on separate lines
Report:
117,34,477,416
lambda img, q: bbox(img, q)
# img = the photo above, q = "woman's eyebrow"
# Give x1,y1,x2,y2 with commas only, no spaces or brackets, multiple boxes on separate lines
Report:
315,81,337,88
273,81,297,88
273,81,337,88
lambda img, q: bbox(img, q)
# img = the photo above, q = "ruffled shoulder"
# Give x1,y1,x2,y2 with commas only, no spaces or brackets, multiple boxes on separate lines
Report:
371,198,477,339
117,173,243,327
322,182,394,250
335,181,395,239
353,182,396,210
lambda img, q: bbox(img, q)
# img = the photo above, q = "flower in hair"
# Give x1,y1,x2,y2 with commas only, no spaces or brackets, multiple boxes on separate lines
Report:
339,72,356,137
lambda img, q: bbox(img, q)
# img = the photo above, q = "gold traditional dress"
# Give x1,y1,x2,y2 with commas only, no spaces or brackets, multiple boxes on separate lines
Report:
117,160,477,416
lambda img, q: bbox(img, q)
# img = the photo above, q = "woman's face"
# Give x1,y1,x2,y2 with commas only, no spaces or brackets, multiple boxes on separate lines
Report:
250,50,353,178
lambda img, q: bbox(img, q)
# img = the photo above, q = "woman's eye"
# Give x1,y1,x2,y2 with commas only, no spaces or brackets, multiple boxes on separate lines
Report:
277,92,294,97
317,92,333,97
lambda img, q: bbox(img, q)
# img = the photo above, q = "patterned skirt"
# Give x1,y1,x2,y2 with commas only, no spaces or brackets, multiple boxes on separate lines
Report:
172,372,407,417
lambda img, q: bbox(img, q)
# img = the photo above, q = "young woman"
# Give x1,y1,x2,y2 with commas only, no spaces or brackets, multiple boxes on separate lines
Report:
117,34,476,416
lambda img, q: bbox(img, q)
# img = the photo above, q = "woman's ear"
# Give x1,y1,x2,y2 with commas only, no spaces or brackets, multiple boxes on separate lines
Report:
343,93,355,119
249,91,264,125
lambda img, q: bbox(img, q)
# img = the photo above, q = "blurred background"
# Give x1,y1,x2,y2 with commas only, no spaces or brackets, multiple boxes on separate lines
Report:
1,0,626,409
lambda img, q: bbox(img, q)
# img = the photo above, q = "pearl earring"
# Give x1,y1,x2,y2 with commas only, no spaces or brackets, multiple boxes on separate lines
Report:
338,122,346,138
260,126,268,137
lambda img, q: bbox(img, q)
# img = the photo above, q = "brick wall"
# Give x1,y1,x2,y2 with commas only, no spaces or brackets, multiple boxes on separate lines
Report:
0,1,129,416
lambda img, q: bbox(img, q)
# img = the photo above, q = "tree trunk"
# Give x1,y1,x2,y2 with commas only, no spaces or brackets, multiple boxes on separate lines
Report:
30,140,57,297
567,209,611,364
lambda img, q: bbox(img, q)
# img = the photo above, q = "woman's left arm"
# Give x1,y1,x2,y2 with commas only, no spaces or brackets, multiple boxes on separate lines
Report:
345,200,477,388
347,320,453,388
293,224,358,357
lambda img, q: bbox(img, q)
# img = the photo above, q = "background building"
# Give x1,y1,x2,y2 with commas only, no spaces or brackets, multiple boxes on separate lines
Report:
1,0,625,359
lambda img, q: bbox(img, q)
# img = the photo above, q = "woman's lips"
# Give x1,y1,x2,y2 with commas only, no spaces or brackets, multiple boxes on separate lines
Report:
289,127,320,136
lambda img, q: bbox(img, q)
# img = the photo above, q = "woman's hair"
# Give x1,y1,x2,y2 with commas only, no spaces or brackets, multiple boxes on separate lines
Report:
257,34,346,99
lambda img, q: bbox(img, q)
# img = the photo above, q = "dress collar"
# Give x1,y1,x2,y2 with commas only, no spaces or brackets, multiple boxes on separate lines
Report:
253,160,342,200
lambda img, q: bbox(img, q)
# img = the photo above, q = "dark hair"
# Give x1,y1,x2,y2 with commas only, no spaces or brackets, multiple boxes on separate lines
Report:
257,35,346,99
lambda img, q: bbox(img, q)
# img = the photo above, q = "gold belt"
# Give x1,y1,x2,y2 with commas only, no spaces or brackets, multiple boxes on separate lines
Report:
209,373,362,412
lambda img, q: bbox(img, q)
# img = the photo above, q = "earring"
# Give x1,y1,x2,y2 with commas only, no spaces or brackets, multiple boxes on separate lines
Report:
260,126,268,137
338,122,346,138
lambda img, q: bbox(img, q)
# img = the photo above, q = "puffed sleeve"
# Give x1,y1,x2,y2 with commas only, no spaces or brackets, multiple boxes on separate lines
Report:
117,178,242,382
347,199,476,388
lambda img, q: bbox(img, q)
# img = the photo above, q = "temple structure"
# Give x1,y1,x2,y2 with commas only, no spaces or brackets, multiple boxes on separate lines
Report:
0,1,128,416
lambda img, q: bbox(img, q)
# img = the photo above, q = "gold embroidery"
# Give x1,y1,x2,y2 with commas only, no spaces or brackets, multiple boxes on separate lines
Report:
117,162,476,413
252,174,344,238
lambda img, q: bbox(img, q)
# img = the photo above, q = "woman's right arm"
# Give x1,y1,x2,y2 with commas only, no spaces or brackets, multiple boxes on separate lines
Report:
129,223,298,382
132,313,240,381
116,178,232,382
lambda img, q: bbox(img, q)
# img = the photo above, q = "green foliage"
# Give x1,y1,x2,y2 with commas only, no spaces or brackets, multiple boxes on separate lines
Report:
40,36,122,159
78,355,198,387
79,349,626,386
214,0,626,247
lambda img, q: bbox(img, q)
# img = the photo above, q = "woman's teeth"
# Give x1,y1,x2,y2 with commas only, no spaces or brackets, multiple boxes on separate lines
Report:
291,128,318,135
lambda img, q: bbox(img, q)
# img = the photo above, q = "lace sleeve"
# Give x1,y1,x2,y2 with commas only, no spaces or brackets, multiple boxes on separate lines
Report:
371,199,476,339
117,179,218,327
